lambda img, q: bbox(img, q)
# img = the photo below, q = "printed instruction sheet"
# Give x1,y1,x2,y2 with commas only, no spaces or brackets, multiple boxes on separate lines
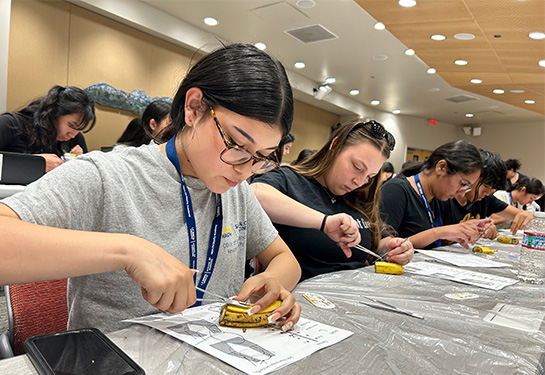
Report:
125,303,353,375
417,249,513,268
404,261,519,290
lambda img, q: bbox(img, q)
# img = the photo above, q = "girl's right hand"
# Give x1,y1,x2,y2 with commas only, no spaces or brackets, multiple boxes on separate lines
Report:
37,153,64,172
123,235,196,313
323,213,360,257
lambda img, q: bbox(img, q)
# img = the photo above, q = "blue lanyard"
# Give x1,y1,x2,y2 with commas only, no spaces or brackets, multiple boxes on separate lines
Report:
414,174,441,247
509,191,513,206
165,135,223,306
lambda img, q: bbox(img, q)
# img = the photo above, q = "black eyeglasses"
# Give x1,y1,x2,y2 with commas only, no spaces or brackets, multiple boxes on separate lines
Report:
353,121,396,151
209,106,279,173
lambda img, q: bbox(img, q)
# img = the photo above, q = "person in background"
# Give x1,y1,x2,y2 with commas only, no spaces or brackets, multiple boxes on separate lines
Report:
251,120,413,281
278,132,295,161
492,176,544,228
504,158,526,191
380,140,490,249
114,118,151,150
141,99,172,140
0,85,96,171
0,43,301,333
291,148,315,166
381,161,395,182
438,150,533,239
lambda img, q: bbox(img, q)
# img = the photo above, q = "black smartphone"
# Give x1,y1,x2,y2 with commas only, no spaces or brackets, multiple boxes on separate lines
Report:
24,328,145,375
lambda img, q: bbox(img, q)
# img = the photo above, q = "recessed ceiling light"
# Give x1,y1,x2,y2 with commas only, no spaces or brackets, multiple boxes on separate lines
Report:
465,113,474,118
254,42,266,50
525,100,535,104
374,22,386,30
296,0,316,8
529,32,545,40
398,0,416,7
539,60,545,67
427,68,436,74
203,17,218,26
350,89,360,95
431,34,446,41
392,109,401,114
493,89,505,94
470,79,482,84
454,33,475,40
454,60,468,65
294,62,305,69
510,89,525,93
325,77,336,84
405,49,415,56
373,55,389,61
371,100,380,105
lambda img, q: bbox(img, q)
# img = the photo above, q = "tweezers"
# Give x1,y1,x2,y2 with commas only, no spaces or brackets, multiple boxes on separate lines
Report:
353,244,385,261
359,295,424,319
195,286,251,308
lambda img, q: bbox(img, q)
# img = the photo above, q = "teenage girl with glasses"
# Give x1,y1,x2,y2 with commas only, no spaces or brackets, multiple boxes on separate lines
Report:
0,85,96,172
0,44,301,333
380,140,491,249
438,150,535,239
251,119,414,282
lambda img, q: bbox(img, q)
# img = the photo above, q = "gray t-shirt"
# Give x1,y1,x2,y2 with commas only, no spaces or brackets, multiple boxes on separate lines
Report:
2,144,277,332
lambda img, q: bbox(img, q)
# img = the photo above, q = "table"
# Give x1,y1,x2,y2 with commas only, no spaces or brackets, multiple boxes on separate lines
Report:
1,233,544,374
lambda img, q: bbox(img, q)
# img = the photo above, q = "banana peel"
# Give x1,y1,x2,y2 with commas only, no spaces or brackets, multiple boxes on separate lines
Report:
472,245,495,254
219,300,282,328
375,261,404,275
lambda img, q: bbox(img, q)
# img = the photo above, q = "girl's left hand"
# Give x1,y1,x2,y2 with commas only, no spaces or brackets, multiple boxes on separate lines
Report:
383,237,414,265
233,274,301,332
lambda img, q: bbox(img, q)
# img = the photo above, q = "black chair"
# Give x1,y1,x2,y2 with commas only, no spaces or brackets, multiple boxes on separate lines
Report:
0,152,45,185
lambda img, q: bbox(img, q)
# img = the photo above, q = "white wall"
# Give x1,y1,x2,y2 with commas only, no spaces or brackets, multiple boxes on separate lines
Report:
459,121,545,182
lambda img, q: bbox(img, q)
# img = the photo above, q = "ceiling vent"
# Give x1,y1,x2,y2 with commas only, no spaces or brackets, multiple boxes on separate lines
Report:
285,24,338,44
442,95,479,103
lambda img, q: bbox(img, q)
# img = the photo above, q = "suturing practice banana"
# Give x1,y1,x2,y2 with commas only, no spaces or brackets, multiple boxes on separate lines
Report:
219,300,282,328
375,261,405,275
472,245,495,254
497,237,519,245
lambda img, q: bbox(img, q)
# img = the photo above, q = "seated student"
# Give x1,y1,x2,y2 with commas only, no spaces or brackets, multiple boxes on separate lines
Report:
438,150,534,239
291,148,315,165
141,99,172,140
114,118,151,150
491,176,544,228
279,132,295,161
381,161,395,182
0,43,301,333
504,158,526,191
251,120,414,281
380,140,490,249
58,132,88,156
0,85,96,172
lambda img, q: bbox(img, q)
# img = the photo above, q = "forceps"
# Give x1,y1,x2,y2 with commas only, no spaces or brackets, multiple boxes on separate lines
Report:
352,238,410,261
195,286,251,308
359,296,424,320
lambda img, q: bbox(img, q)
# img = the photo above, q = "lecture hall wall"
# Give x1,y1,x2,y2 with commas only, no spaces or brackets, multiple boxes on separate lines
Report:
7,0,544,182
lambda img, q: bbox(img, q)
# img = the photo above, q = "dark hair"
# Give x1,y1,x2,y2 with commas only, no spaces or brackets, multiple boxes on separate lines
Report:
478,150,507,190
278,132,295,162
116,118,151,147
504,159,521,172
511,176,545,195
10,85,96,154
290,119,394,250
401,140,482,177
292,149,315,165
163,43,293,141
142,100,171,140
382,161,394,174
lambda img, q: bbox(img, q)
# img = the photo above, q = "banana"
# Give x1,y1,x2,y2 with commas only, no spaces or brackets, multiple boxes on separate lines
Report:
472,245,495,254
219,300,282,328
375,261,404,275
497,237,519,245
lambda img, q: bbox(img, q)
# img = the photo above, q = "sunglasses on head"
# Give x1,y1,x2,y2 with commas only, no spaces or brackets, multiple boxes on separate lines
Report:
352,121,396,151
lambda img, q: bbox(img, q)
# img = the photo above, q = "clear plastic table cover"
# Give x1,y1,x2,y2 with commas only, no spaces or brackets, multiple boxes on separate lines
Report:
107,232,545,375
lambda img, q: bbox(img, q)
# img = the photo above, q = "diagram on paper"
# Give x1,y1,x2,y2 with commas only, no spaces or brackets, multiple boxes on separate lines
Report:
125,303,352,375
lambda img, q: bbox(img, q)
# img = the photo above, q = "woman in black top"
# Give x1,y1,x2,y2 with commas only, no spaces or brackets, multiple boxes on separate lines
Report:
0,85,96,171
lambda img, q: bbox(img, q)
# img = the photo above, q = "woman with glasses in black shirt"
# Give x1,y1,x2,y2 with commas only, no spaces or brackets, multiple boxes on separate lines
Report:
252,119,413,281
0,85,96,172
380,140,490,249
